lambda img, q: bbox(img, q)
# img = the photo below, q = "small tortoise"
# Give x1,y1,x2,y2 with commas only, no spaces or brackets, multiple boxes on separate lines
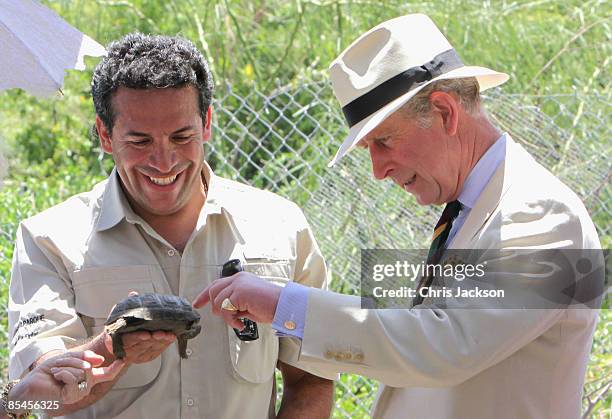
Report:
104,293,201,359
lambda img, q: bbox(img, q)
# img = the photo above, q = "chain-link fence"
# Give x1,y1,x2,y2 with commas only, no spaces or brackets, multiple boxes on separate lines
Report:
207,80,611,417
209,80,610,285
0,80,609,417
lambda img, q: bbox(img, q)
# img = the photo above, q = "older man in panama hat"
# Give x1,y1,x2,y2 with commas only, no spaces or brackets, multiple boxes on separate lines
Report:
195,14,602,418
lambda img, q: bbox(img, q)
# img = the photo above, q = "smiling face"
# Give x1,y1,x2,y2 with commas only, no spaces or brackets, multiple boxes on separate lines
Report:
358,106,462,206
97,86,211,221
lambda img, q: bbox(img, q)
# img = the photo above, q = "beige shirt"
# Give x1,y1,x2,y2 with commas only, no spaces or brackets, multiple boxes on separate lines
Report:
9,163,333,419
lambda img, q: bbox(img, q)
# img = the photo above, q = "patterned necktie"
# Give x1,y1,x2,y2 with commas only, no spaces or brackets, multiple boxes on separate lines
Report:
413,200,463,306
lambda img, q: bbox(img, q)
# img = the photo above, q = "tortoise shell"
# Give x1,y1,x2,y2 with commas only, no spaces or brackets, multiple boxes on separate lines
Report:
104,293,201,359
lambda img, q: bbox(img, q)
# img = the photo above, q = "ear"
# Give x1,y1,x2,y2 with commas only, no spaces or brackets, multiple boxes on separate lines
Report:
96,116,113,154
429,91,459,136
202,106,213,143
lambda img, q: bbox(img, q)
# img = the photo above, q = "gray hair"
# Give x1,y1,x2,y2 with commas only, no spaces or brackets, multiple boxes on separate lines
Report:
399,77,482,127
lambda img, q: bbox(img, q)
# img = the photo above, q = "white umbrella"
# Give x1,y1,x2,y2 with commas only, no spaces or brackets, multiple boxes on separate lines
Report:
0,0,106,97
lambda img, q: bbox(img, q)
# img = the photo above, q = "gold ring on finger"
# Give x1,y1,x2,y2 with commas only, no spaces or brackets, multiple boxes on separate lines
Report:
221,298,238,311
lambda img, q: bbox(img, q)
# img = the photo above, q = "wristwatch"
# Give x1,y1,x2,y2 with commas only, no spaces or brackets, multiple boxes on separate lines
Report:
1,380,31,419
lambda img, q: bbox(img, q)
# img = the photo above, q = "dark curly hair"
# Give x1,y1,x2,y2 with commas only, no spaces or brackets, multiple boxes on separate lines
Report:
92,33,213,134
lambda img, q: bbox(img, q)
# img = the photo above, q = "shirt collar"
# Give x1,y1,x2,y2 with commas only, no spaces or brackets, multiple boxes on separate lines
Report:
95,167,129,232
457,132,508,210
95,161,233,232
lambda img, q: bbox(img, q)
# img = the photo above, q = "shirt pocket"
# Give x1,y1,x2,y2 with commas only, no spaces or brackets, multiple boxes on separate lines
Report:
72,265,161,389
227,323,279,384
223,251,290,383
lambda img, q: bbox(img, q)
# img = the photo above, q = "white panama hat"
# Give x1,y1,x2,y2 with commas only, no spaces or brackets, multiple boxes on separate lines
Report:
328,13,509,166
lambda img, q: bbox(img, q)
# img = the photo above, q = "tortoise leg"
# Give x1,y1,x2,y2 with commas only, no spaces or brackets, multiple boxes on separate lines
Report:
183,324,201,339
177,335,188,358
105,318,127,359
112,333,126,359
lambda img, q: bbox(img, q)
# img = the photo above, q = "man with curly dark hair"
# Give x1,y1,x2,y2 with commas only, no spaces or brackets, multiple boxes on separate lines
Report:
8,33,334,418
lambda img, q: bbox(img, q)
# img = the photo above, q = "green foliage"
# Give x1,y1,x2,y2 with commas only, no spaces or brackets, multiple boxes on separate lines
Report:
0,0,610,416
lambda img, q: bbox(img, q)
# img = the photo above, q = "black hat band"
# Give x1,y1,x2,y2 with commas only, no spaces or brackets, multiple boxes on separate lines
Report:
341,49,464,128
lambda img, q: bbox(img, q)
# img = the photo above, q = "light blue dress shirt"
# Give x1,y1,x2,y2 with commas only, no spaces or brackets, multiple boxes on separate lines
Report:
272,133,509,338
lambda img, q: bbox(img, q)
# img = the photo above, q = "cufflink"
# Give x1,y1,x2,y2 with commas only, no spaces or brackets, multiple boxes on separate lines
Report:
284,320,296,330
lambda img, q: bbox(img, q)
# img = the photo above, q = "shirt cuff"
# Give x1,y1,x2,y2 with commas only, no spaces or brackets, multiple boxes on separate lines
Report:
9,336,69,379
272,282,310,339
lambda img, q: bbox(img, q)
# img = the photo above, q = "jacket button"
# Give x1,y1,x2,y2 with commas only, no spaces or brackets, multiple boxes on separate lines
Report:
324,350,334,359
334,352,347,362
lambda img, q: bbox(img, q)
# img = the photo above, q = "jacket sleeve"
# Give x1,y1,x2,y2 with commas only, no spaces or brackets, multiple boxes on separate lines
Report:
295,192,601,387
276,205,338,380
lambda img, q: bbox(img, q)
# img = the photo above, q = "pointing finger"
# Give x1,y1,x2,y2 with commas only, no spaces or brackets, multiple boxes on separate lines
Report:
192,286,211,308
193,276,235,308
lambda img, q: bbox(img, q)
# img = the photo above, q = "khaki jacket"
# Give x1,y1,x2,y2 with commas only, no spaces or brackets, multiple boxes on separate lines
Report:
9,165,332,419
294,137,601,419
